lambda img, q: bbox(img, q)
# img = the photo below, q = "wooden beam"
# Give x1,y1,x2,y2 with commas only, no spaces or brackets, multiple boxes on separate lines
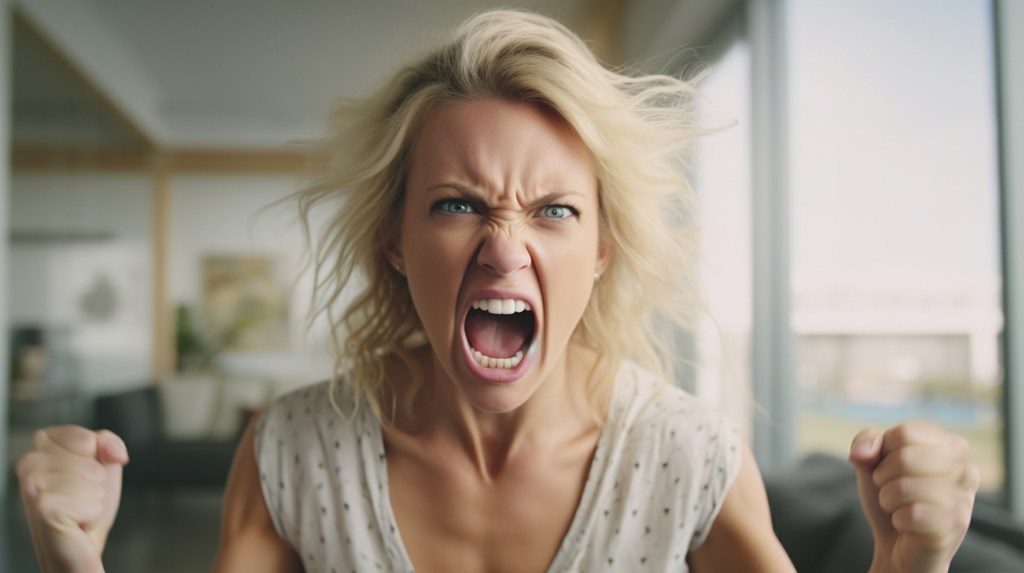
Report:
579,0,630,66
11,145,152,172
11,145,324,175
152,160,174,379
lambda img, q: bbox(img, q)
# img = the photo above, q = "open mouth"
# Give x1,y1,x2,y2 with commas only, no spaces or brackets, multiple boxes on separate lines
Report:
464,298,536,370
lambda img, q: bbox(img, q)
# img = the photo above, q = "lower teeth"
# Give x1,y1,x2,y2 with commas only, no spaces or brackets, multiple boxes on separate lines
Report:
471,349,525,369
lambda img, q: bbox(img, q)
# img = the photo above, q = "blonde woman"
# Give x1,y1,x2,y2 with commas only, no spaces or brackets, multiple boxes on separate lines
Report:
18,10,977,573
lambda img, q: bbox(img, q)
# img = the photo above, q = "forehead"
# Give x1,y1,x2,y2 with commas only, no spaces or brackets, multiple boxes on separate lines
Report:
407,99,597,197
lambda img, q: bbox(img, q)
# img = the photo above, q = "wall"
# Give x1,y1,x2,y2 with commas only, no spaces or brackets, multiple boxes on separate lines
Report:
169,174,332,387
9,170,335,394
9,171,153,393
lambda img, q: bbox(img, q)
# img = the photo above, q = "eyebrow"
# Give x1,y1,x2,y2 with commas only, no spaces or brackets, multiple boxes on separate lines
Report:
424,182,587,209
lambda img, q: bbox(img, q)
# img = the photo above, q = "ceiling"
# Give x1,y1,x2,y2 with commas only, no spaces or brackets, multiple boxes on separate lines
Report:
12,0,739,151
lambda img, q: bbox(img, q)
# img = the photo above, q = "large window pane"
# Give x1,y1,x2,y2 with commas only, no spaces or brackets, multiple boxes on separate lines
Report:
788,0,1004,489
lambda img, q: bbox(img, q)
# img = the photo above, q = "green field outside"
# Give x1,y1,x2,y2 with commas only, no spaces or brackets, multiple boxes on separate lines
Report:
798,413,1004,491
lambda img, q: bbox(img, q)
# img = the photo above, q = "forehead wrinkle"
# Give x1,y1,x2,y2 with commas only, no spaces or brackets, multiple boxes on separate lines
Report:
411,100,596,206
496,150,585,209
465,115,571,206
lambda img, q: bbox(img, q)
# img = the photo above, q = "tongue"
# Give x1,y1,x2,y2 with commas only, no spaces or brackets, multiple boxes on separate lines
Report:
465,310,532,358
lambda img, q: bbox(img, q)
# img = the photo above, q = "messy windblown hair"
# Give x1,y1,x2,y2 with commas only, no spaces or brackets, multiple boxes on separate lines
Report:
297,9,702,421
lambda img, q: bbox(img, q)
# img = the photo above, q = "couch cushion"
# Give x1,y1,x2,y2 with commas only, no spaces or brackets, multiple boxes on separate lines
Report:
94,386,162,452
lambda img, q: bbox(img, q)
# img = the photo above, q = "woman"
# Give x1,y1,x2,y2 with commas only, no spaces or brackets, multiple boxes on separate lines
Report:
18,10,977,573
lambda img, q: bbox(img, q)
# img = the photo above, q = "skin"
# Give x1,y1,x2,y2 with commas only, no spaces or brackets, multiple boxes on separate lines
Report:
380,99,612,571
387,99,611,416
16,100,979,573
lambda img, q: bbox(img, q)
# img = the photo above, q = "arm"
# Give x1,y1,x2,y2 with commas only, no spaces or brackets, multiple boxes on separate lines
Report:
687,442,797,573
211,420,303,573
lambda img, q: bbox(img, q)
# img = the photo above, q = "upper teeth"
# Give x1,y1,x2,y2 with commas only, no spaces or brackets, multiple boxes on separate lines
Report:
471,298,532,315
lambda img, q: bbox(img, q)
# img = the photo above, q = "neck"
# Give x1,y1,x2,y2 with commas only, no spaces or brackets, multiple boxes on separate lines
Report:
399,342,606,482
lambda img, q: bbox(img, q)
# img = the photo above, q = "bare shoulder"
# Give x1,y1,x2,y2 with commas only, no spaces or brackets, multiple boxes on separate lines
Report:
687,442,796,573
211,420,303,573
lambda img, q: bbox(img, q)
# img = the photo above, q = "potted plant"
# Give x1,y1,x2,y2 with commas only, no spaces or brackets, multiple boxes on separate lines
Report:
159,305,227,439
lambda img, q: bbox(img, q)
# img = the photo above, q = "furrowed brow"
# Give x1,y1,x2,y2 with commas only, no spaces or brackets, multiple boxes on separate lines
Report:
425,183,585,209
425,182,486,201
524,191,586,209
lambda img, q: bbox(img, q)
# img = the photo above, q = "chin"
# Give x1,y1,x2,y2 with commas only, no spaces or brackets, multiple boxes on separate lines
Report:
446,348,545,414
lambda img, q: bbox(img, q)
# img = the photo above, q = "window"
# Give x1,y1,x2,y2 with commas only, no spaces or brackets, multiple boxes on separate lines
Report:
787,0,1004,490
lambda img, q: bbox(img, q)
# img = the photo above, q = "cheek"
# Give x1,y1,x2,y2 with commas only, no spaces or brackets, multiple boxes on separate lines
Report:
402,227,472,332
535,231,600,322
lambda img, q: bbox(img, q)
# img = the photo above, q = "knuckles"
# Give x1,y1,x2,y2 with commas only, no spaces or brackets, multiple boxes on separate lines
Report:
877,477,913,513
17,426,112,506
872,448,915,487
32,424,97,454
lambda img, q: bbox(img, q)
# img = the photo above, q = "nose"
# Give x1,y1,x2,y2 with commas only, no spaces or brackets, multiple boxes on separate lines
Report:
475,228,531,276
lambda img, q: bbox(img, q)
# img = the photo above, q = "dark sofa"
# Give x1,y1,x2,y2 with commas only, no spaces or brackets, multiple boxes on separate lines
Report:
765,454,1024,572
93,386,240,489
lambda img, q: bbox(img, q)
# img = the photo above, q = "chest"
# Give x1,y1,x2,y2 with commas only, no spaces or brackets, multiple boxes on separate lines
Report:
385,443,595,573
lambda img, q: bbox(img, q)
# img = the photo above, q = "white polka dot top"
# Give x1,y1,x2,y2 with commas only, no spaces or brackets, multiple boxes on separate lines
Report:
254,361,741,572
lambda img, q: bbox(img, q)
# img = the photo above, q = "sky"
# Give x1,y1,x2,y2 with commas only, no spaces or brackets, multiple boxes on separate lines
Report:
788,0,1000,275
690,0,1002,391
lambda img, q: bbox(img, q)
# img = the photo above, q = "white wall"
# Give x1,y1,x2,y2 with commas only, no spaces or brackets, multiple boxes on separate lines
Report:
8,170,335,401
9,172,153,392
169,174,332,386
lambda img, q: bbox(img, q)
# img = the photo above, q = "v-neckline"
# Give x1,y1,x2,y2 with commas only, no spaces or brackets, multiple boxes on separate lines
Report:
366,376,622,573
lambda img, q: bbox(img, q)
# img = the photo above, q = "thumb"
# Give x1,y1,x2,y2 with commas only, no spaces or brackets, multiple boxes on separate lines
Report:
95,430,130,466
849,428,890,535
849,427,883,468
87,431,127,550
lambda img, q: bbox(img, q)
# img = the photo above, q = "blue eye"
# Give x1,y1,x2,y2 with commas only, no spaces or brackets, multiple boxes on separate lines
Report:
434,199,475,215
540,205,576,219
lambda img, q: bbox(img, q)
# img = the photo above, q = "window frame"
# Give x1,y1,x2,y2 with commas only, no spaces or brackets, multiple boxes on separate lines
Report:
995,0,1024,519
745,0,797,471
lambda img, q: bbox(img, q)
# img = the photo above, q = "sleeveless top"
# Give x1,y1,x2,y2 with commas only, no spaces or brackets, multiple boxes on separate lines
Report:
254,362,741,572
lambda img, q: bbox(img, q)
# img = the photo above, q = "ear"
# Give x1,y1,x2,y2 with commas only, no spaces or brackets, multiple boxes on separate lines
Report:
595,236,613,278
385,241,405,276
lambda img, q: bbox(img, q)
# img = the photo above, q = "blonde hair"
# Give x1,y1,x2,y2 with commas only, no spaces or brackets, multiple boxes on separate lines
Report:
297,9,702,420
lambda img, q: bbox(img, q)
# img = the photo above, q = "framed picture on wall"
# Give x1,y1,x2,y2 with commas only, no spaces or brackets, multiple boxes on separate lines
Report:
201,255,290,352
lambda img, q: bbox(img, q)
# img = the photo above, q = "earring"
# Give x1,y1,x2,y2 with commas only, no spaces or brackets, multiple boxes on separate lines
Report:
393,262,405,275
594,272,601,281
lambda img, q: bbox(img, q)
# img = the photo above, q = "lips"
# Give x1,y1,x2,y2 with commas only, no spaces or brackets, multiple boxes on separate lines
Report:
461,292,538,380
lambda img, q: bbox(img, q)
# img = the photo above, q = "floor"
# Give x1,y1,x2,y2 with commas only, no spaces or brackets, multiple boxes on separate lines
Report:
4,487,223,573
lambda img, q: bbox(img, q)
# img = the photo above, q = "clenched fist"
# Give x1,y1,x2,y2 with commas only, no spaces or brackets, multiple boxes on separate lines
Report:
16,425,130,573
849,421,980,573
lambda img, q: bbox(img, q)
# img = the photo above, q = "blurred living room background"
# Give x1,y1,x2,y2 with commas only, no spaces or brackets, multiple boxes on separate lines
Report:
2,0,1024,571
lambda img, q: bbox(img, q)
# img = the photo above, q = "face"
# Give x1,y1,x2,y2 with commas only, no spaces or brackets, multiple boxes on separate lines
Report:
389,99,608,413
